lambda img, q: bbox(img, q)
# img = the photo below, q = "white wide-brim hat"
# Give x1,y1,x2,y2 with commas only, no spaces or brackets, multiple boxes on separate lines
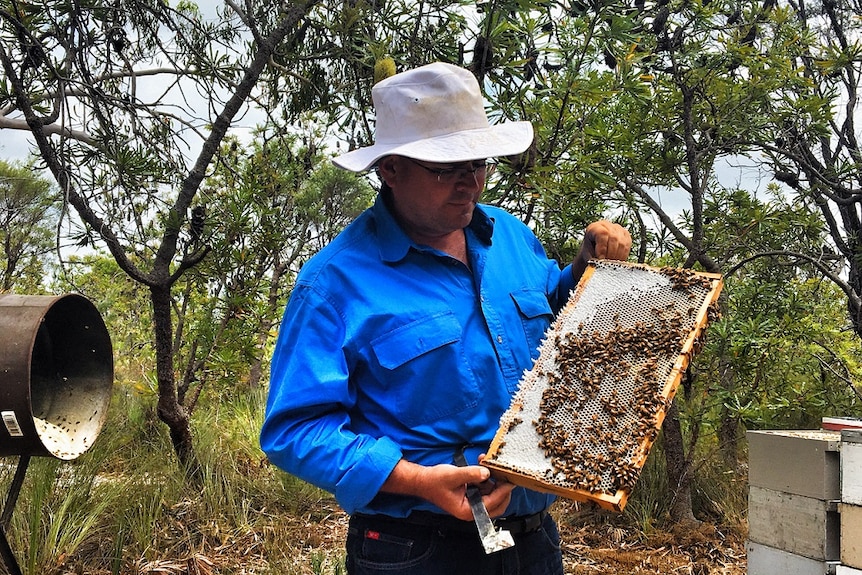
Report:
333,62,534,173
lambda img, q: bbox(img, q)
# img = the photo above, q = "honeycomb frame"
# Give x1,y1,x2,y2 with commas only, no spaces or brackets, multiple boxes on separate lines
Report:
483,260,723,512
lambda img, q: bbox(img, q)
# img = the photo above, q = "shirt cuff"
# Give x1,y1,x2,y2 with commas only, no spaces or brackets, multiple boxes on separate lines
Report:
335,435,403,514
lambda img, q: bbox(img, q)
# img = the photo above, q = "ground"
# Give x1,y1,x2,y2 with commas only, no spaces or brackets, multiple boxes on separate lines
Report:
553,500,747,574
204,497,747,575
121,494,747,575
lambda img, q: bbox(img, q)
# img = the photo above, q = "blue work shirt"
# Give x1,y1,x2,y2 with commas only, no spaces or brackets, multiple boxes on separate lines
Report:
260,193,576,517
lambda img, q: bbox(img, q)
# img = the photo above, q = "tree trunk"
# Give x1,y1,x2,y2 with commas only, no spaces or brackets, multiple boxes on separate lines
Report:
663,398,698,524
151,284,200,481
716,354,741,470
717,407,740,470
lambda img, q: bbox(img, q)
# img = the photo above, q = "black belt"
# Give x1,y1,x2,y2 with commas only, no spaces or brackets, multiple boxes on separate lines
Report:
353,509,548,535
495,509,548,534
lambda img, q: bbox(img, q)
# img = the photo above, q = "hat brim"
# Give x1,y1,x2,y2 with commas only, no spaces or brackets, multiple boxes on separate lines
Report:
332,121,534,173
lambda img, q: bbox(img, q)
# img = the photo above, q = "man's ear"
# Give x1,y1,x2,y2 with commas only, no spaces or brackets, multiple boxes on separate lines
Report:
377,155,398,185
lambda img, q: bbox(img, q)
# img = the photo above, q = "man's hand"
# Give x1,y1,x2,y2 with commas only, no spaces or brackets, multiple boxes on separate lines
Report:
572,220,632,282
380,459,515,521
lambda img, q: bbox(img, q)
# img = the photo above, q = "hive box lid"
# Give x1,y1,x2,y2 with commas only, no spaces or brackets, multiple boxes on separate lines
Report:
822,416,862,431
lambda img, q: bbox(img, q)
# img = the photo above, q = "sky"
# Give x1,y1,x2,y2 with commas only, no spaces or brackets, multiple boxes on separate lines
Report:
0,129,37,163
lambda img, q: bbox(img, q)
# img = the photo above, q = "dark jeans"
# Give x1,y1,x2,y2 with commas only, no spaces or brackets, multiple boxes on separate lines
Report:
345,511,564,575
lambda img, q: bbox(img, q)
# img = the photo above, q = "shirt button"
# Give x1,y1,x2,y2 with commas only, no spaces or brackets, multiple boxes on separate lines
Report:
497,335,503,343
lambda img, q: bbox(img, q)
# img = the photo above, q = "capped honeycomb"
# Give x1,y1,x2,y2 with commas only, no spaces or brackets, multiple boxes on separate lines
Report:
483,260,723,511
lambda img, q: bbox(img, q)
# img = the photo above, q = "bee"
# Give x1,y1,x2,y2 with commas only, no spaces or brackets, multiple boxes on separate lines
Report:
506,417,523,432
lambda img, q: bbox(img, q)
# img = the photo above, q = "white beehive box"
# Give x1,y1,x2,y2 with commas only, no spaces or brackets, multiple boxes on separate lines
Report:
748,486,839,561
842,430,862,505
748,430,841,501
747,541,839,575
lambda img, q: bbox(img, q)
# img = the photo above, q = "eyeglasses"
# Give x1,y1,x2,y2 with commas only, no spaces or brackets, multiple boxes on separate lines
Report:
405,157,497,184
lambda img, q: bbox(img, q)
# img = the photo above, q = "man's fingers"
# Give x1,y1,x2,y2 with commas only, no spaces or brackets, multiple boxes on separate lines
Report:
585,221,632,261
462,464,491,485
482,481,516,518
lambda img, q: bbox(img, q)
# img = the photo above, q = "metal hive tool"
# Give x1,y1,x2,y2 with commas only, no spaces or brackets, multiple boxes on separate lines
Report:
483,260,723,512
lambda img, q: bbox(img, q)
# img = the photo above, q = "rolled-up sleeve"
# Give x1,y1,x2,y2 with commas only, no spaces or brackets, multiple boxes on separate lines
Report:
260,283,403,514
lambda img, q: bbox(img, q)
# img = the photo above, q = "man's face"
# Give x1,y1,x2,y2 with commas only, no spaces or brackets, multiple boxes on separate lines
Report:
380,155,490,243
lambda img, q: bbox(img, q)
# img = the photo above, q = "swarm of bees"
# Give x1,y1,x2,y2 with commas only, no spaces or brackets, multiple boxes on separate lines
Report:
484,261,723,511
32,402,102,460
30,375,107,460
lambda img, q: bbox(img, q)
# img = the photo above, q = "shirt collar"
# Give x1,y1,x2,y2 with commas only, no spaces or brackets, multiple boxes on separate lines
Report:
372,193,495,264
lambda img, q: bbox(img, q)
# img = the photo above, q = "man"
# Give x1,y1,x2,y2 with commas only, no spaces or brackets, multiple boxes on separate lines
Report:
260,62,632,574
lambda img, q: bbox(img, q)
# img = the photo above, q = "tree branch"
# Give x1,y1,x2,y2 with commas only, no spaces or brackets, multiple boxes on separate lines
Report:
620,178,720,272
0,39,149,285
151,1,320,286
0,115,97,145
725,249,860,312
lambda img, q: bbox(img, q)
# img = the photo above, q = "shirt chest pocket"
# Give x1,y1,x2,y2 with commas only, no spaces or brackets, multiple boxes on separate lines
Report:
371,312,481,428
510,289,554,359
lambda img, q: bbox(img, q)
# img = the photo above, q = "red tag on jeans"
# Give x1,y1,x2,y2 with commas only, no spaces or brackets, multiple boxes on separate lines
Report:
365,530,380,540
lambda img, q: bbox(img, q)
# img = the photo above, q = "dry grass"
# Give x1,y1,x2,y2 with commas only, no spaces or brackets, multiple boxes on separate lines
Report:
554,500,747,575
556,502,747,575
11,468,745,575
66,497,746,575
1,388,749,575
116,498,746,575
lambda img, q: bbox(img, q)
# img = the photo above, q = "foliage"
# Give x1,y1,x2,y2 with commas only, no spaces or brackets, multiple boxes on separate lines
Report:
699,276,862,429
174,134,374,402
263,0,471,139
0,159,56,292
0,0,318,468
480,3,634,263
2,0,862,542
55,254,156,389
689,185,862,447
752,0,862,340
